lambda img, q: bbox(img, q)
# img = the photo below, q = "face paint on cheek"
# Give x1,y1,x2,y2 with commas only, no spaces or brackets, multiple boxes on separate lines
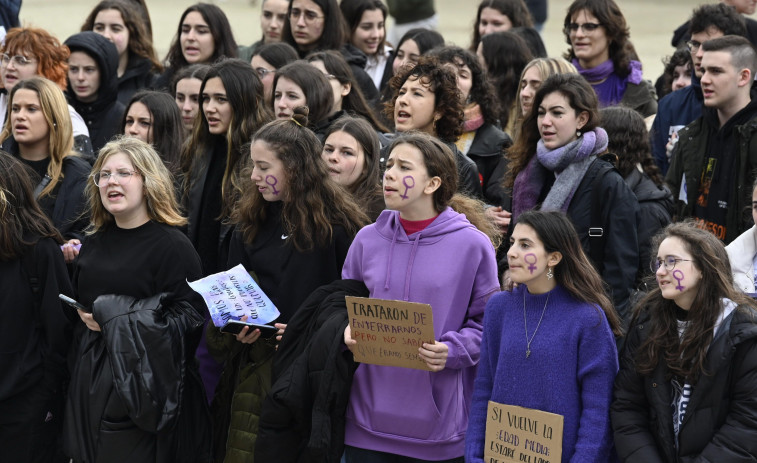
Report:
400,175,415,199
265,175,280,195
673,269,685,291
524,253,538,274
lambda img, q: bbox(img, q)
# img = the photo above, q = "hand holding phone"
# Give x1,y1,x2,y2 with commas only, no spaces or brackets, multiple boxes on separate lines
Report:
221,320,278,338
59,294,90,313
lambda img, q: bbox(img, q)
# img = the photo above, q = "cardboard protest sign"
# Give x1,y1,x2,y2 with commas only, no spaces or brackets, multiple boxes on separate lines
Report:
188,264,280,327
346,296,435,371
484,401,563,463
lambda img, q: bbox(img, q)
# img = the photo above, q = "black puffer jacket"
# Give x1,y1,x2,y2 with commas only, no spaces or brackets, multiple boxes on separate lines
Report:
63,293,211,463
467,123,511,208
339,44,379,105
64,31,125,155
611,305,757,462
624,167,673,285
255,279,369,463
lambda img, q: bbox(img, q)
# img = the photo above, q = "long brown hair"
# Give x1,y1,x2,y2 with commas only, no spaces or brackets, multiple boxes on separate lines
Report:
386,132,501,248
81,0,162,72
231,107,369,251
634,222,757,383
514,210,622,336
0,77,76,199
0,151,63,260
505,73,599,189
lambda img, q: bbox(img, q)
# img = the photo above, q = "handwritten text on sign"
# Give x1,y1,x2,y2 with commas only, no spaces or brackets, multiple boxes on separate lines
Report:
345,296,435,371
188,264,280,327
484,402,563,463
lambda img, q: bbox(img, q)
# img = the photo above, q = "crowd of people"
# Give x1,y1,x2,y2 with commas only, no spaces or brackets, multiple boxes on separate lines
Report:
2,0,757,462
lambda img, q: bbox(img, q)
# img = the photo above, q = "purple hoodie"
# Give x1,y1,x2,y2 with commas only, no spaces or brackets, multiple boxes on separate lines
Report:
341,207,500,459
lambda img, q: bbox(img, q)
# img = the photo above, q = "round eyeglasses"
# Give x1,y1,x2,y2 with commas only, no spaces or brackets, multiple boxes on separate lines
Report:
92,169,139,187
651,256,693,272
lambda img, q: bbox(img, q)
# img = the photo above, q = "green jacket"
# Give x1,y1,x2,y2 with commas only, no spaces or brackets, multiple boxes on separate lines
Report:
665,114,757,243
207,324,276,463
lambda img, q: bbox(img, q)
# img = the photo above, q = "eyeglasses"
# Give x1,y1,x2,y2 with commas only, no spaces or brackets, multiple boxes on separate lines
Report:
255,67,274,79
289,8,324,23
1,53,36,67
92,169,139,187
686,40,703,52
564,22,602,34
651,256,694,272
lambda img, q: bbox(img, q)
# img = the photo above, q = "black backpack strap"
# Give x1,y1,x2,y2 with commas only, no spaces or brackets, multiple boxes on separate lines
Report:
20,244,44,331
588,155,619,274
33,174,52,199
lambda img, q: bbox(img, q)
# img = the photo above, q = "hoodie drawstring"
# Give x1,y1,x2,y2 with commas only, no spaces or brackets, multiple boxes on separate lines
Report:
403,233,422,301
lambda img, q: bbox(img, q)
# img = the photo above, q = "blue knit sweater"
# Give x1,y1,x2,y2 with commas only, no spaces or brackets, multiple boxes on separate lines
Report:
465,284,618,463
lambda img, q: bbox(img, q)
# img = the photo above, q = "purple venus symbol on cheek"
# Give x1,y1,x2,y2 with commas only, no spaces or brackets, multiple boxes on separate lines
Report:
672,270,685,291
524,253,538,274
265,175,280,195
400,175,415,199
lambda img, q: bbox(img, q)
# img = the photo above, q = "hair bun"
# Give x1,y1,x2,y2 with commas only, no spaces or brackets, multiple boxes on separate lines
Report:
292,106,310,128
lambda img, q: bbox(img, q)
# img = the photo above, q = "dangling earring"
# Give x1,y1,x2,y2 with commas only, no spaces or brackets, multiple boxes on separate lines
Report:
546,266,554,280
576,129,581,138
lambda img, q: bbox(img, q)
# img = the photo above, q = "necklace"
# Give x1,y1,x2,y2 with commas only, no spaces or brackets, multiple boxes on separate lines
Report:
523,289,550,359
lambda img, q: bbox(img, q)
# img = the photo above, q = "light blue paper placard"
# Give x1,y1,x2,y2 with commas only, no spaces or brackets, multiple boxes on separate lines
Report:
188,264,280,327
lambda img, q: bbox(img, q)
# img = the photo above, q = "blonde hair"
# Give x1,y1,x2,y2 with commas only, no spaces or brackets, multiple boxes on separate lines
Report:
0,77,75,198
86,137,185,233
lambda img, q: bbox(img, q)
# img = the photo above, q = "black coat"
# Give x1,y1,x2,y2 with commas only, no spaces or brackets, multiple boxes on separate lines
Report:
255,279,369,463
611,306,757,462
467,123,511,208
624,168,673,285
566,158,640,325
117,55,158,105
63,293,211,463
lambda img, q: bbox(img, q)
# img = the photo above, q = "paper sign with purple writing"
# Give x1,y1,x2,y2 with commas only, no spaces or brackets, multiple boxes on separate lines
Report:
188,264,280,327
346,296,435,371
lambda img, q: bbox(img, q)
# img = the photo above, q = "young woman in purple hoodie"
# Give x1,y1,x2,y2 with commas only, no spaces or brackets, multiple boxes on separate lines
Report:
342,132,501,462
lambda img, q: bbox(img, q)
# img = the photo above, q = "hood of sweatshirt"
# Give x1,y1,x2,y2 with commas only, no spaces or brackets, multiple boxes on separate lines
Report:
373,207,480,300
64,31,119,113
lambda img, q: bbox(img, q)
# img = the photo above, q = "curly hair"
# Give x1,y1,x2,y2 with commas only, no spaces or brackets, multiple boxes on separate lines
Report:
306,50,389,132
0,77,75,199
163,4,238,78
386,132,501,247
1,27,70,90
689,3,746,38
384,56,464,143
563,0,638,78
633,222,757,383
479,31,533,129
81,0,162,73
0,152,63,260
232,107,369,251
429,45,500,127
600,106,664,186
183,58,273,217
658,46,691,99
87,137,185,233
469,0,533,51
506,73,600,189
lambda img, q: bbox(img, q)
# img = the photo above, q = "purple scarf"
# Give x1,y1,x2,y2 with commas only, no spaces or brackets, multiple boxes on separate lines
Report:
573,59,643,107
512,127,609,221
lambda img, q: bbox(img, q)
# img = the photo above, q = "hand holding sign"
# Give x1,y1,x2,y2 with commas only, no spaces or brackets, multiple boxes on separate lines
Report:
188,264,280,329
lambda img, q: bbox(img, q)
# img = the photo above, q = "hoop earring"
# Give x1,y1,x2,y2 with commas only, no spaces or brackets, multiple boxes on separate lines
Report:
546,266,554,280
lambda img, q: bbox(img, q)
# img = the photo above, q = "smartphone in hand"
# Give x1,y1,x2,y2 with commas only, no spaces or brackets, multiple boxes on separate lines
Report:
221,320,278,338
59,294,90,313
